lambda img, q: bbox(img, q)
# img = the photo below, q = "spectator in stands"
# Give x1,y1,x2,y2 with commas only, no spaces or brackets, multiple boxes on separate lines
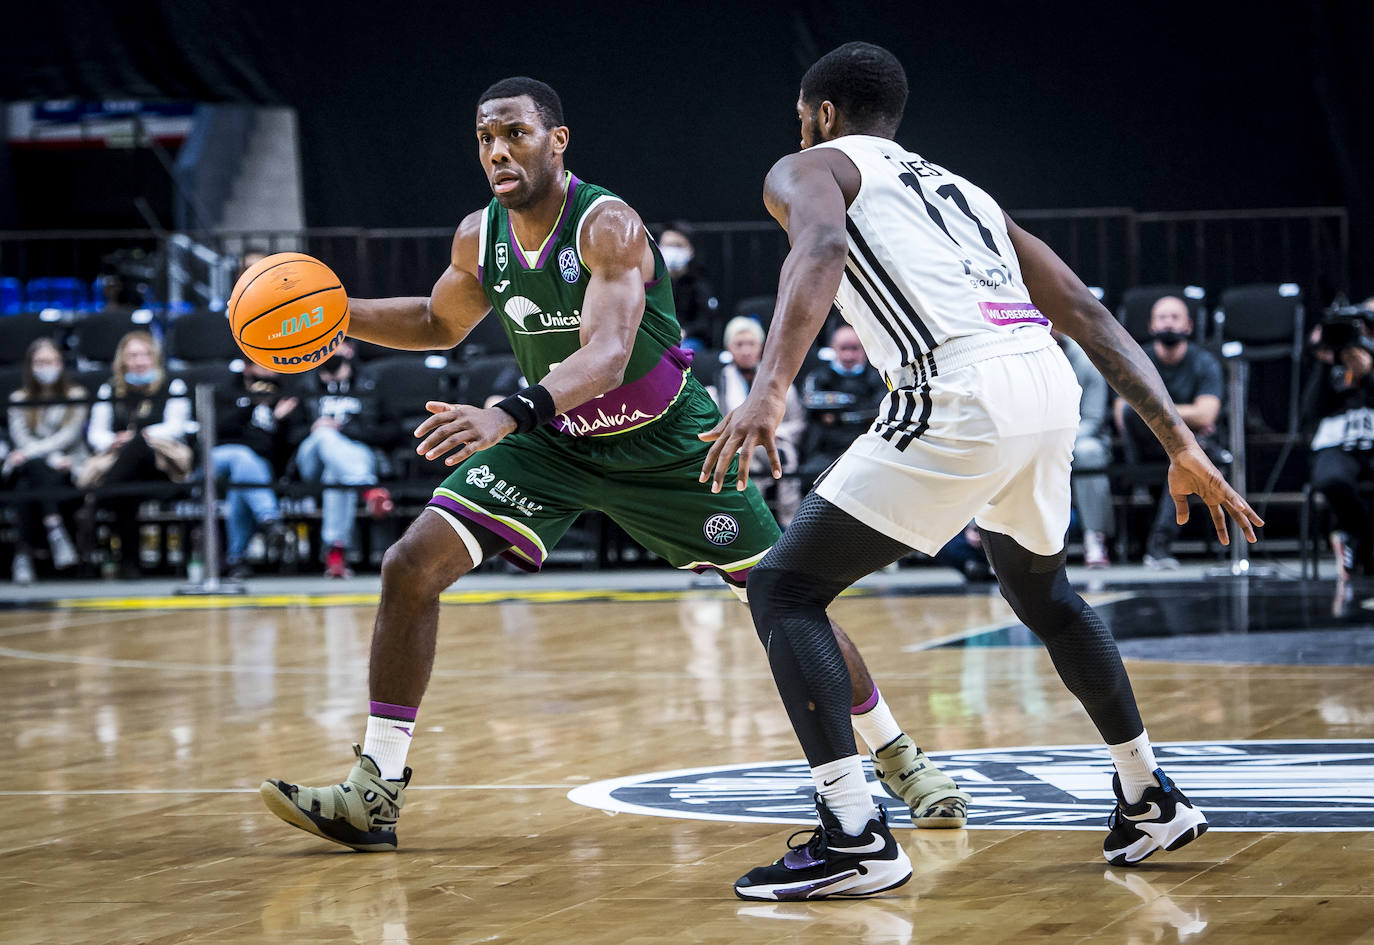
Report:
659,223,719,351
799,324,887,485
214,363,303,579
1056,330,1115,567
1305,308,1374,580
707,316,804,524
296,342,391,579
1114,295,1224,569
82,331,194,578
4,338,87,583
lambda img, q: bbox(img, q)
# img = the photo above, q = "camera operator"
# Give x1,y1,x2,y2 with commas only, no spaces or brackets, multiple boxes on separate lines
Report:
1306,301,1374,579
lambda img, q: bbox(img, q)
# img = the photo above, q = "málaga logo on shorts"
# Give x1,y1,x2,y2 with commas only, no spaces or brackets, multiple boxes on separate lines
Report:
466,464,495,488
703,513,739,546
567,740,1374,831
558,246,581,283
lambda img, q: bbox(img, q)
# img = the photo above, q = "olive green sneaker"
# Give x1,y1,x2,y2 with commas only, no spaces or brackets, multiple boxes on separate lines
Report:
872,734,970,828
260,744,410,852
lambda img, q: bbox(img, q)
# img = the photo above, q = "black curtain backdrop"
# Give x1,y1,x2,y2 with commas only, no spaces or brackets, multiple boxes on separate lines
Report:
4,0,1370,293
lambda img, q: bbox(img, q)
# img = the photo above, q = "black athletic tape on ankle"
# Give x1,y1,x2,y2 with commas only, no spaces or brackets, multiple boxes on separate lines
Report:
495,384,556,433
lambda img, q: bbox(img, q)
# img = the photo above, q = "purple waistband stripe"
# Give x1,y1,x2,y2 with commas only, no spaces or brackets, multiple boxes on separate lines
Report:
553,344,692,437
370,700,418,722
851,683,881,715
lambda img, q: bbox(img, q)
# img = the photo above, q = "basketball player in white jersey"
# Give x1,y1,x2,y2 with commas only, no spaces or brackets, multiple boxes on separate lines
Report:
702,42,1263,901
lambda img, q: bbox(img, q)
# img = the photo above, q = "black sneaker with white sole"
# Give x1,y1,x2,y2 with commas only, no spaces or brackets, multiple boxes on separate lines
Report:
733,795,912,901
1103,768,1208,866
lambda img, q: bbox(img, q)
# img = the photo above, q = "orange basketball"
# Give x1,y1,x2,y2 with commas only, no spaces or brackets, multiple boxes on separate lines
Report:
228,252,350,373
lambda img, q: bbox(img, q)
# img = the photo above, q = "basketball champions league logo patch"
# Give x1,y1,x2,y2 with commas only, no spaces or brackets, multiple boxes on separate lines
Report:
558,247,581,283
568,740,1374,831
703,513,739,546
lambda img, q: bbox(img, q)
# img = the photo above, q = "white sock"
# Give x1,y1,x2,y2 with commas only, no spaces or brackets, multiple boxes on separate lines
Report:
363,705,417,780
1108,730,1160,804
811,755,876,835
851,685,904,752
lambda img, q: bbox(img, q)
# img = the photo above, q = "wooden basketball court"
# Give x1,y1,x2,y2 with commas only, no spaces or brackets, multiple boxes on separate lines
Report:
3,577,1372,944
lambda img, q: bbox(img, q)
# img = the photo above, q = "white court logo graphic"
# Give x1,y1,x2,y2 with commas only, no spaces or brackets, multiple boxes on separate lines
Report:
568,740,1374,831
466,465,495,488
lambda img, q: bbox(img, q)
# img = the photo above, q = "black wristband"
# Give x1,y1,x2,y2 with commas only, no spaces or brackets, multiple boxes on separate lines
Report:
494,384,557,434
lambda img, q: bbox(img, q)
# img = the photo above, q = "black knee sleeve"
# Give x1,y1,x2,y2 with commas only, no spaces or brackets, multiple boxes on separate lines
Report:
982,529,1143,743
745,493,913,766
747,564,856,766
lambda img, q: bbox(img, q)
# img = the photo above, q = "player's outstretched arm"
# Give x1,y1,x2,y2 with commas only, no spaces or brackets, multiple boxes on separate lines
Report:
346,210,493,351
1004,212,1262,544
700,151,850,492
536,201,648,411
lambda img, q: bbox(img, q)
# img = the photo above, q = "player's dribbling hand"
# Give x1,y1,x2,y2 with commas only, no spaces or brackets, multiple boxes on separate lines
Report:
1167,443,1264,545
414,401,517,466
698,396,785,494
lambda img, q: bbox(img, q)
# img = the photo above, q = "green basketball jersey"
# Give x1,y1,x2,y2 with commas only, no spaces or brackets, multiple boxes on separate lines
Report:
477,171,691,437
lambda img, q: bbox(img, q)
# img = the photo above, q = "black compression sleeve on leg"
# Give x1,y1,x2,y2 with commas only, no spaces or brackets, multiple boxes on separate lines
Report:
980,529,1144,743
748,492,913,767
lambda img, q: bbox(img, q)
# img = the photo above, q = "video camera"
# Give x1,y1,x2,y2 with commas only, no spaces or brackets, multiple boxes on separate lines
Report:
1314,303,1374,357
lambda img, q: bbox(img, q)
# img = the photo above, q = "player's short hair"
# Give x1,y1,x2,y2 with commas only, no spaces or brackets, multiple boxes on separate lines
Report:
478,77,565,129
800,42,908,133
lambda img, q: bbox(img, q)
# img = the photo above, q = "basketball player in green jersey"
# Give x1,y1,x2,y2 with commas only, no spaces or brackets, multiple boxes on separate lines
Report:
259,77,966,854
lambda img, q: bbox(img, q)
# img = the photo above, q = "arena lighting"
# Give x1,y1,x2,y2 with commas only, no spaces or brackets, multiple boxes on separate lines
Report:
38,307,61,322
424,354,448,369
1280,283,1300,297
228,358,245,373
131,308,154,324
1088,286,1105,300
1184,285,1205,299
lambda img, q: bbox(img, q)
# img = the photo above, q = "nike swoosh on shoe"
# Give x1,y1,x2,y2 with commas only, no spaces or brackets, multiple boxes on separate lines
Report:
827,836,887,855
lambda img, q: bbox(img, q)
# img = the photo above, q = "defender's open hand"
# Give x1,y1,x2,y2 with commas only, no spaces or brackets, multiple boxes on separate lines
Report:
698,397,785,494
1167,443,1264,545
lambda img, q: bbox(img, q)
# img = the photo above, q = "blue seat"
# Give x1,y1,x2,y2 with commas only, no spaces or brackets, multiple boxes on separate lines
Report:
25,277,88,311
0,277,21,315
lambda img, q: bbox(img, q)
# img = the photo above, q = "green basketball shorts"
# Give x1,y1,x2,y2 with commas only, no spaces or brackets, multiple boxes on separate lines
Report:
425,382,780,585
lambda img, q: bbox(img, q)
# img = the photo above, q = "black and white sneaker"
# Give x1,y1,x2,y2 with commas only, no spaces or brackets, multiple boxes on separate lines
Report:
1103,768,1208,866
733,796,912,901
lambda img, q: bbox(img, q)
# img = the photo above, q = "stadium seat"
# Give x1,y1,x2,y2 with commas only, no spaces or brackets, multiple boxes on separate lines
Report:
25,277,89,311
367,354,453,479
731,295,776,332
0,312,66,364
1214,283,1304,434
71,310,159,365
167,310,239,365
452,353,520,406
0,277,22,314
0,363,26,403
1116,284,1208,343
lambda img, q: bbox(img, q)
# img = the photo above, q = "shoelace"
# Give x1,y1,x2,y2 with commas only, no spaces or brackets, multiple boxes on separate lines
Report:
785,823,830,859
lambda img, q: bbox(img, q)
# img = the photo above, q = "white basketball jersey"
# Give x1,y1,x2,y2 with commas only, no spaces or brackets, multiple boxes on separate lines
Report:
812,135,1049,384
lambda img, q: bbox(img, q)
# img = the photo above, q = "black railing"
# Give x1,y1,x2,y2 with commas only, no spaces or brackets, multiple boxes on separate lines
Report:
0,205,1351,317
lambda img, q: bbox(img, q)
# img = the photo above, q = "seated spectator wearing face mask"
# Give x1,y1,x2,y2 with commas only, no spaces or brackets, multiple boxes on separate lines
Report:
1114,295,1223,568
658,223,719,351
83,331,194,578
4,337,88,583
707,316,804,524
799,324,887,484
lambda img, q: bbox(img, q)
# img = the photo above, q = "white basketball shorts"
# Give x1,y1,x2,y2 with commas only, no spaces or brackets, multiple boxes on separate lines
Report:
815,328,1081,557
